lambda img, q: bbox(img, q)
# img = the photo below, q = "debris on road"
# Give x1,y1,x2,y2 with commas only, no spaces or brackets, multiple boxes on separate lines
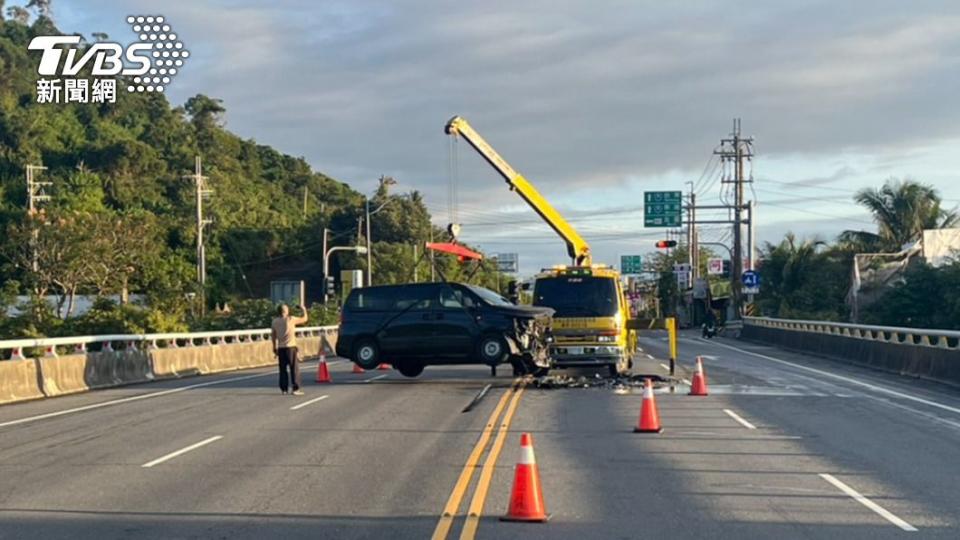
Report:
531,373,681,391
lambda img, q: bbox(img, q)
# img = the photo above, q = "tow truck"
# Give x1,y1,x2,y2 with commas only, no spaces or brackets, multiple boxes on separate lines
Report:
445,116,635,376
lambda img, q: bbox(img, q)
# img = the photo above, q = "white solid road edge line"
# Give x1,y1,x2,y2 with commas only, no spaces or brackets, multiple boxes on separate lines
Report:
659,363,670,371
723,408,757,429
142,435,224,468
701,339,960,416
290,394,329,411
364,374,388,383
0,359,339,430
0,372,276,429
818,473,918,531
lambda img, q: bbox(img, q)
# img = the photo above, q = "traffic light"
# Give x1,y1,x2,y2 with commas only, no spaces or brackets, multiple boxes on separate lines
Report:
324,275,335,297
722,259,731,278
655,240,677,249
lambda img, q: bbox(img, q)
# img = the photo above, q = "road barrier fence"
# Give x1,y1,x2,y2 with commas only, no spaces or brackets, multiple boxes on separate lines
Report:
741,317,960,386
0,326,339,405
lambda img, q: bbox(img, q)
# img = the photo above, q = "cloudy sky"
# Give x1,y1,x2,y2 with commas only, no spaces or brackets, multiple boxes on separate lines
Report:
43,0,960,275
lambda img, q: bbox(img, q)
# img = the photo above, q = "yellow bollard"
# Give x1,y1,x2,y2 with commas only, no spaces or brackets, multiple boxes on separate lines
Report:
667,317,678,376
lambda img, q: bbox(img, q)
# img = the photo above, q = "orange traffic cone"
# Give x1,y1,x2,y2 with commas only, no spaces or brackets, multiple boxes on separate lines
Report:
352,363,365,374
316,355,332,383
378,363,390,370
501,433,550,522
634,378,663,433
689,356,709,396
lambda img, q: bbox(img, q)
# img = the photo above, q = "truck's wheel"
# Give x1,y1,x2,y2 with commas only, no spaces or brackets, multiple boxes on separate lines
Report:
477,334,509,365
396,360,424,378
352,338,381,370
609,356,629,378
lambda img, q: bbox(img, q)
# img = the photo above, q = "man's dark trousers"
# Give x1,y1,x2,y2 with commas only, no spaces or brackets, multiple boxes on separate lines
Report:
277,347,301,392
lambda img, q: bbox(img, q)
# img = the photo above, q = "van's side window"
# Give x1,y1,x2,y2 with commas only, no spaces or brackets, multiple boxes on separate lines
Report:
394,286,434,311
440,287,475,309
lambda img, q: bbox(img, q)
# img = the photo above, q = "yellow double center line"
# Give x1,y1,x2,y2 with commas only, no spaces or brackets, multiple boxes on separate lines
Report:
431,379,527,540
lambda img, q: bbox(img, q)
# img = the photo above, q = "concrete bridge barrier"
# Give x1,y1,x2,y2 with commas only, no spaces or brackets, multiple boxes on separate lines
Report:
0,358,44,405
741,317,960,387
0,326,338,406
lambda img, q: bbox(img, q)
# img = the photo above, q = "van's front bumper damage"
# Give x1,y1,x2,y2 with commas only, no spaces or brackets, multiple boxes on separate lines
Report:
506,316,553,369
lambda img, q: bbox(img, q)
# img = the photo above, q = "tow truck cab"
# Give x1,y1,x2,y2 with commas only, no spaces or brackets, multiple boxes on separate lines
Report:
532,265,634,376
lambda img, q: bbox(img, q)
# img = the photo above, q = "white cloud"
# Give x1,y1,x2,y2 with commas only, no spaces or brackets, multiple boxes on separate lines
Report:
55,0,960,274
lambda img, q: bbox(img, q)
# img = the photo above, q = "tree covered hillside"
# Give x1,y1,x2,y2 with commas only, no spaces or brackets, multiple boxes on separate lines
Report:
0,8,504,337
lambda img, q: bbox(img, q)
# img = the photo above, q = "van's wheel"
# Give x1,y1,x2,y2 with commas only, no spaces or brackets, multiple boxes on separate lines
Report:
477,334,509,365
396,360,424,378
352,338,381,370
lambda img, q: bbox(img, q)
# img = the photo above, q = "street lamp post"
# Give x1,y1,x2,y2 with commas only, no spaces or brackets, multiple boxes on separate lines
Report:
323,241,368,304
365,175,397,287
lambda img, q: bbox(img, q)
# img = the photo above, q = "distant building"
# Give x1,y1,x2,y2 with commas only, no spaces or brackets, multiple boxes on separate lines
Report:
921,228,960,267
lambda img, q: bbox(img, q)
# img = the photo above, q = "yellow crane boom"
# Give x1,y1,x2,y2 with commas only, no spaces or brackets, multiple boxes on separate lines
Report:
445,115,592,266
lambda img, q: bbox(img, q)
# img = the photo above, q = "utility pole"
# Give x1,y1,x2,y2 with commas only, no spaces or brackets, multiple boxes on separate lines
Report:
685,181,697,280
26,164,50,274
714,118,754,318
302,186,308,218
747,200,756,271
429,228,436,281
365,175,397,288
184,156,212,315
322,227,329,303
365,201,372,287
413,244,418,283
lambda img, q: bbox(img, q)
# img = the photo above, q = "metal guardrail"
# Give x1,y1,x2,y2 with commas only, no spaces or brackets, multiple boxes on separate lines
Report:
0,325,339,360
744,317,960,350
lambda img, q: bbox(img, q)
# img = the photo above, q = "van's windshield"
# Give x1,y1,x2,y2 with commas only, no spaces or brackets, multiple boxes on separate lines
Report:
533,276,618,317
465,285,514,307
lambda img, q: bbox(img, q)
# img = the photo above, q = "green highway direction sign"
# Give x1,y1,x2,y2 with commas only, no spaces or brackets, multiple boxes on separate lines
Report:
644,191,683,227
621,254,643,274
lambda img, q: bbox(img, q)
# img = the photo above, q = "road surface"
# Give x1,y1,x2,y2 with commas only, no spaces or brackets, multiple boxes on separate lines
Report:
0,332,958,539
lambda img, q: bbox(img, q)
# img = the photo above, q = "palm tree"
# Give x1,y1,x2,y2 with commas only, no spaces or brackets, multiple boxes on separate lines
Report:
839,179,959,252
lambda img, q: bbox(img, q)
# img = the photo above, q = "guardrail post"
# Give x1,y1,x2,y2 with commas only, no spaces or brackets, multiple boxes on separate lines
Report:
44,345,58,358
127,340,139,352
74,342,87,354
10,347,25,360
102,341,114,352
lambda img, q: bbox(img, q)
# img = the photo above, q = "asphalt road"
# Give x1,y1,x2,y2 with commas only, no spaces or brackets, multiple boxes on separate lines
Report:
0,332,958,539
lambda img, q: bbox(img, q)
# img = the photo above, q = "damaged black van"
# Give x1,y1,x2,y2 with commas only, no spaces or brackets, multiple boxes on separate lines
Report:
336,282,553,377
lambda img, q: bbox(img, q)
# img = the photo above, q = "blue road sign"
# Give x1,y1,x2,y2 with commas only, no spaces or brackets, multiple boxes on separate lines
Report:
742,270,760,288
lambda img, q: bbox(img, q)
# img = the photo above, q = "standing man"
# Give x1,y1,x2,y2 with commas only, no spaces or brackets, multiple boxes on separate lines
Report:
271,304,309,395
